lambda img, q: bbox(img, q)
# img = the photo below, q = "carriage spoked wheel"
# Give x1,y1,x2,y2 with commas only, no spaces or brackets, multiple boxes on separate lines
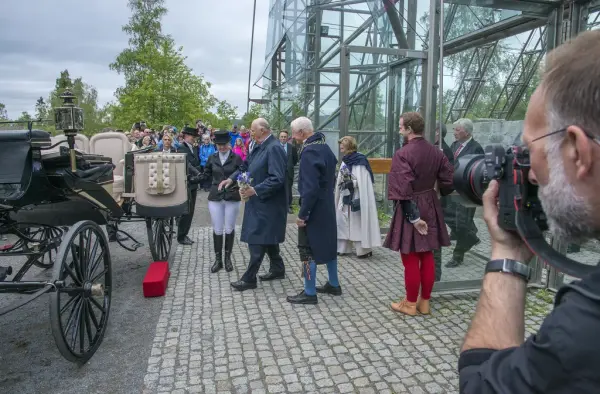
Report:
23,225,63,269
50,220,112,364
146,217,174,262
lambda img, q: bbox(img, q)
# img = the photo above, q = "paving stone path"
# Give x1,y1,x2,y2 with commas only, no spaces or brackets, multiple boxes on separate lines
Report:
142,225,554,394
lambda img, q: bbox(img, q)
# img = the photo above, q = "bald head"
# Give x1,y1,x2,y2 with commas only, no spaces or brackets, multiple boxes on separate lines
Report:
251,118,271,143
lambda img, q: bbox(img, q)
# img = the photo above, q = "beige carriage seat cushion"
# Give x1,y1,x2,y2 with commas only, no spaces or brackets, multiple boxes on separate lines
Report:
52,134,90,153
112,174,125,201
134,153,188,208
89,132,130,176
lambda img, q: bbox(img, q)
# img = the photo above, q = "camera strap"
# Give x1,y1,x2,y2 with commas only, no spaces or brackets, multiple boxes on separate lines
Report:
516,209,599,278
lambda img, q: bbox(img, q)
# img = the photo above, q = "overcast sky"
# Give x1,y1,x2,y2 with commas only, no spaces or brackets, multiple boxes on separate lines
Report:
0,0,270,120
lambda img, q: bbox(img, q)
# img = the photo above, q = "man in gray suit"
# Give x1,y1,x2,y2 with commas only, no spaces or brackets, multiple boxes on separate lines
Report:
445,118,484,268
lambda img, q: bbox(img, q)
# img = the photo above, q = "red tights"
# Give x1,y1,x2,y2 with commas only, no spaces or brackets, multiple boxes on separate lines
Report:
400,251,435,303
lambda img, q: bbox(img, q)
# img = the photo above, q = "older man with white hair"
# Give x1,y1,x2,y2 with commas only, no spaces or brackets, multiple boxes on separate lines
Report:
445,117,484,269
219,118,288,291
286,116,340,305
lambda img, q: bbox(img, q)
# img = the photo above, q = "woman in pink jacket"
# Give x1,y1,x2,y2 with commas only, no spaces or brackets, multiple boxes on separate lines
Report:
232,137,247,161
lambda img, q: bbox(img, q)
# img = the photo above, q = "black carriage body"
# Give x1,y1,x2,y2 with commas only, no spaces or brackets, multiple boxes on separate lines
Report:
0,130,67,208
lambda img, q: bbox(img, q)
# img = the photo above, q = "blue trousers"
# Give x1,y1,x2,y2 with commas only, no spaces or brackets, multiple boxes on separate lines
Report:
304,260,339,296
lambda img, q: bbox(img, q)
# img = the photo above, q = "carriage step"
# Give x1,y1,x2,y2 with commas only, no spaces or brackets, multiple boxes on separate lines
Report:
143,261,171,297
0,266,13,281
0,243,14,251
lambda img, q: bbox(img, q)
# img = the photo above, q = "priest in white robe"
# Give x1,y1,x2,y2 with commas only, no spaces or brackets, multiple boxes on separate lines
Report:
335,136,381,258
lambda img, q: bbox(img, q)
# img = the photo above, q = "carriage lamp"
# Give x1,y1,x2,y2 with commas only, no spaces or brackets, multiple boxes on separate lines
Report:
54,89,84,171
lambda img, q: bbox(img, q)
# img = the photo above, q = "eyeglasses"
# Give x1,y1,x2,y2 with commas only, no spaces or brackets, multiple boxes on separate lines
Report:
531,127,600,145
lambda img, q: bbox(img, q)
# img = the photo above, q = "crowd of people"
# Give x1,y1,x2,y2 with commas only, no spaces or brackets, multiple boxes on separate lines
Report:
119,109,485,312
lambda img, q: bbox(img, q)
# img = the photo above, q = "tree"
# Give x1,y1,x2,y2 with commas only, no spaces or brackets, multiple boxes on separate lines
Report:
212,100,238,129
46,69,109,135
34,97,49,120
420,6,533,122
110,0,216,129
17,112,32,122
0,103,7,120
241,103,263,126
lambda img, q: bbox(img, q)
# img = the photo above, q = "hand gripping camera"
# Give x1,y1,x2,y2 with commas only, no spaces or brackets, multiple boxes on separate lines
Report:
453,144,596,278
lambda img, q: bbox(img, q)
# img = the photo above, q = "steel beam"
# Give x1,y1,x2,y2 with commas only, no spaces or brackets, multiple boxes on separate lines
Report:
383,0,410,48
423,0,441,143
444,15,548,56
443,0,561,14
346,45,428,58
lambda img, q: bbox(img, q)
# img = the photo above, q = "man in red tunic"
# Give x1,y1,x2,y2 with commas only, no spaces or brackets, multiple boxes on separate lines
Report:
383,112,454,316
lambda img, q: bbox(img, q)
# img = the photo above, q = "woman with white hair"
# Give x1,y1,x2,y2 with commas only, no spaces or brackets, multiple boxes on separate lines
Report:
335,136,381,258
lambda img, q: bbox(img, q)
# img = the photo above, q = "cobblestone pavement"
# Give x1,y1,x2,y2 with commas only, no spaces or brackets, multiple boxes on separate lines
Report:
143,224,555,394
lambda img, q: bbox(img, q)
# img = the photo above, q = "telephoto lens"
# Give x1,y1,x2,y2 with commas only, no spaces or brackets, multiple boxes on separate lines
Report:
452,154,488,207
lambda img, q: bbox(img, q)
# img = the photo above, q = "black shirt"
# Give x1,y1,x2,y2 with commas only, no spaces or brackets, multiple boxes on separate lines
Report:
459,267,600,393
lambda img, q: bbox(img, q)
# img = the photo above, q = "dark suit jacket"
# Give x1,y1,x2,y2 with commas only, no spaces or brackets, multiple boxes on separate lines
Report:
284,142,299,181
177,142,201,190
201,152,243,202
298,133,337,264
451,138,484,159
230,134,287,245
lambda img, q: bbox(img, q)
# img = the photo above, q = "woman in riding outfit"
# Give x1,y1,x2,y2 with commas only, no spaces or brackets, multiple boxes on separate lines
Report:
200,130,243,273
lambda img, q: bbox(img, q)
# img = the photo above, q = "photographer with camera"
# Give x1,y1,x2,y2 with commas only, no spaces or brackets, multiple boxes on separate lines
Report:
458,31,600,393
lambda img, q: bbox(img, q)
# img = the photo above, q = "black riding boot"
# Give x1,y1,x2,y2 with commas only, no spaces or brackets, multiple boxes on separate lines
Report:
211,233,223,273
224,231,235,272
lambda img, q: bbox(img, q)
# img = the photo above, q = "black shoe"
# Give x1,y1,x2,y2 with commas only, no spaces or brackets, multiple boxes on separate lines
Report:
445,259,462,268
316,282,342,296
259,272,285,281
287,290,318,305
357,252,372,259
211,253,223,273
231,280,257,291
178,236,194,245
224,232,235,272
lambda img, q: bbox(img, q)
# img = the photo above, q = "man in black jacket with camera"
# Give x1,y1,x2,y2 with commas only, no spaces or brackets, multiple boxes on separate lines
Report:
459,30,600,393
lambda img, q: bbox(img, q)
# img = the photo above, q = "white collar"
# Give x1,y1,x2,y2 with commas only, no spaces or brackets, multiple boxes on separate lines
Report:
461,137,472,147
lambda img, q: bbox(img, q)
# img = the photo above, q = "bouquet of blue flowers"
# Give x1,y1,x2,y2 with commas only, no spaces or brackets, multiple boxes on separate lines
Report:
237,172,253,202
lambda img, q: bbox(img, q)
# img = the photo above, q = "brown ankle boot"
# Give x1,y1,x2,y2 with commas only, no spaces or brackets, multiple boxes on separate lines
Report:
417,298,430,315
390,299,417,316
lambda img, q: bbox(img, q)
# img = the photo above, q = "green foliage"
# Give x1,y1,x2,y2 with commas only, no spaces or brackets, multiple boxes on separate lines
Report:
0,103,7,120
241,104,263,127
46,70,109,135
108,0,218,130
17,112,32,121
421,6,535,122
34,97,49,121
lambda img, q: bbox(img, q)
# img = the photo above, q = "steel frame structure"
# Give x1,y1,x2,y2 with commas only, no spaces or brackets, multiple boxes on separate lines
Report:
252,0,600,292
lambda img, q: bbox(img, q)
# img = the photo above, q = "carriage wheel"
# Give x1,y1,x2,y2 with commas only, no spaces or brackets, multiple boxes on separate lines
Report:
49,220,112,364
146,217,174,262
24,225,63,269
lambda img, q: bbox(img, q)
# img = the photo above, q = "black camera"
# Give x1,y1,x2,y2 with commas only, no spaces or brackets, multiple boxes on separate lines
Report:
452,144,548,233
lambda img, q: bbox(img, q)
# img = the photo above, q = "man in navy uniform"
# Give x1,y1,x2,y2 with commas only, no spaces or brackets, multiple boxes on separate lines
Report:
219,118,288,291
286,117,340,305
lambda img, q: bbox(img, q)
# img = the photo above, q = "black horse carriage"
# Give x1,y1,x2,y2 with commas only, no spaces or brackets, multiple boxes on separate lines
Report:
0,91,190,363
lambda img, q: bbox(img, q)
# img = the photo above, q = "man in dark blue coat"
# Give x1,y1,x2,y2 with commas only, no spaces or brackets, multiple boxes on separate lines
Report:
286,117,341,305
219,118,288,291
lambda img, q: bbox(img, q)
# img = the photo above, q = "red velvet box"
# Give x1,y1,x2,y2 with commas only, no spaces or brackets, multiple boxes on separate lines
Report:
143,261,171,297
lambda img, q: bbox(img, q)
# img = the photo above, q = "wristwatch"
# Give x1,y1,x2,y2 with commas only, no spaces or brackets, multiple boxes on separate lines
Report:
485,259,532,282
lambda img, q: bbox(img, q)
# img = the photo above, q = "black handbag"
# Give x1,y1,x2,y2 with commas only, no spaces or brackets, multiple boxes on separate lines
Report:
350,197,361,212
